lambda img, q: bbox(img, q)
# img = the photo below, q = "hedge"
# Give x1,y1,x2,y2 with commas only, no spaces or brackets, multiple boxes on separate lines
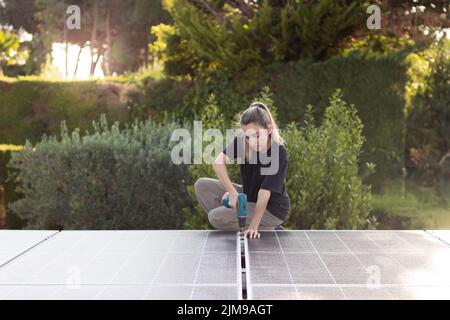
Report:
7,115,193,229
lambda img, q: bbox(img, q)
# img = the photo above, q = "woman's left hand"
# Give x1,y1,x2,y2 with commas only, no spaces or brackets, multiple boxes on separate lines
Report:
242,227,260,239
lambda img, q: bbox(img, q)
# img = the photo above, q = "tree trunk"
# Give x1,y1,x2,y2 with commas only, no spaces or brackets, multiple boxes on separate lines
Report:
73,44,84,79
90,0,98,77
92,47,103,77
104,6,111,76
64,27,69,80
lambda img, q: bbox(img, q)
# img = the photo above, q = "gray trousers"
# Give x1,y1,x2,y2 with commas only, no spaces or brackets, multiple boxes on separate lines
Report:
194,177,284,231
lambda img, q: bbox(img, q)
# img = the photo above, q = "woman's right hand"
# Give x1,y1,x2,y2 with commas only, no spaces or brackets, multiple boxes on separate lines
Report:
227,191,239,213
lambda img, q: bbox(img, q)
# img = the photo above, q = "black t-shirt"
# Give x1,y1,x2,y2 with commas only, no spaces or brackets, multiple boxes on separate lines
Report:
222,136,291,221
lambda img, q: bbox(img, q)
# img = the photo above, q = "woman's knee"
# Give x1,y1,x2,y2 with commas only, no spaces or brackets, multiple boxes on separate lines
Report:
208,208,235,230
207,209,222,229
194,178,209,201
194,177,216,194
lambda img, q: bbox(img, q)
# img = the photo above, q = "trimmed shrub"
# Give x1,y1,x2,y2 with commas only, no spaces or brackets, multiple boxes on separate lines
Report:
7,115,193,229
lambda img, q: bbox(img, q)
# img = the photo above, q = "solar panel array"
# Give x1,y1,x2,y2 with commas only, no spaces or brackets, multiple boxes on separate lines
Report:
0,229,449,299
0,230,241,300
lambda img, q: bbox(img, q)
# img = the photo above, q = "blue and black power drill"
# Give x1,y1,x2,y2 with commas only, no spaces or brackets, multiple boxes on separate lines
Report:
223,192,248,234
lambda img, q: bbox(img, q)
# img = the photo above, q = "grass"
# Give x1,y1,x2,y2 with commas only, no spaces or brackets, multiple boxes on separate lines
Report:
372,185,450,229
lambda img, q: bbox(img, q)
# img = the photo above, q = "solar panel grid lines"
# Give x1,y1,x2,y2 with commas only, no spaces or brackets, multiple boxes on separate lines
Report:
1,229,450,300
333,232,394,299
0,231,125,299
245,230,450,300
189,231,209,300
302,231,347,299
36,231,119,284
359,232,409,272
143,230,181,300
0,230,242,300
94,230,152,299
358,231,413,292
274,231,300,299
245,231,348,299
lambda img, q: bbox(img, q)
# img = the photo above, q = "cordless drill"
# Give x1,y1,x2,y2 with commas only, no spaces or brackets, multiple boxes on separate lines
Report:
223,192,247,234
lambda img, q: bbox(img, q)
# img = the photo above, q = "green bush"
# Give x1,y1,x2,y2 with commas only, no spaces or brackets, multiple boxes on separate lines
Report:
284,90,376,229
7,114,193,229
0,78,146,227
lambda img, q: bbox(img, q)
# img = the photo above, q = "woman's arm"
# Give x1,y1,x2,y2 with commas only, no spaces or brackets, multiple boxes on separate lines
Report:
213,152,239,210
244,189,270,238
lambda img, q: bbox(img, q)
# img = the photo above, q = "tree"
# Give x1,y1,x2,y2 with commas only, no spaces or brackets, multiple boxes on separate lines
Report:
380,0,449,42
153,0,370,80
0,0,172,76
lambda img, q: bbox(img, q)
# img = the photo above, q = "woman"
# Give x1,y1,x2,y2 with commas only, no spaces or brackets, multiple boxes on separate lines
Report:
194,101,291,238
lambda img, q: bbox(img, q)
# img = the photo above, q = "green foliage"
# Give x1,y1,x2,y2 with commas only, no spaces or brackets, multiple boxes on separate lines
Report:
7,114,193,229
0,53,413,196
140,53,412,192
405,38,450,186
0,78,133,145
0,28,21,71
340,34,416,57
284,90,375,229
265,53,410,191
140,77,192,121
157,0,369,79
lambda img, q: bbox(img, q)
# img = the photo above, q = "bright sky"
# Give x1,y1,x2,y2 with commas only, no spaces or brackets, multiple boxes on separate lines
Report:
51,42,104,80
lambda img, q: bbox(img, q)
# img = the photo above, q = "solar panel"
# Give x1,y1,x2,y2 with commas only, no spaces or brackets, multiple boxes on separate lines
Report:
1,229,450,300
246,230,450,300
0,230,58,268
0,230,242,300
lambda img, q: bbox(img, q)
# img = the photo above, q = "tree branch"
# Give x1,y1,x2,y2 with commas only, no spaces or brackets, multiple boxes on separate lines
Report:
223,0,257,18
192,0,225,23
